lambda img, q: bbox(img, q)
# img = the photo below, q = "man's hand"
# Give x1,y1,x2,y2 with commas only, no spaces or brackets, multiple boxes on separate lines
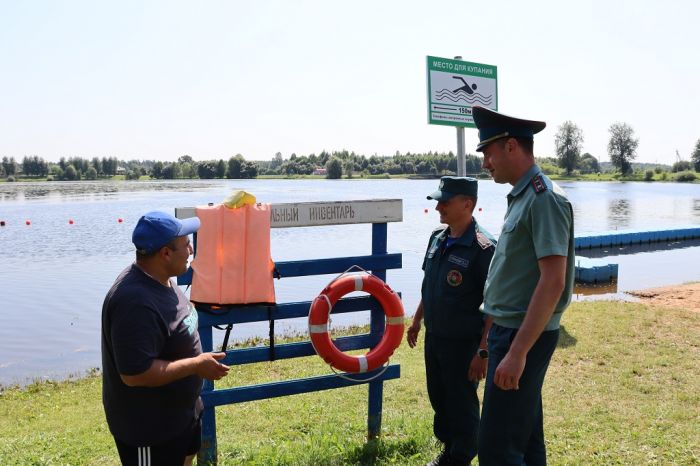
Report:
493,351,526,390
468,354,487,382
406,322,421,348
195,352,230,381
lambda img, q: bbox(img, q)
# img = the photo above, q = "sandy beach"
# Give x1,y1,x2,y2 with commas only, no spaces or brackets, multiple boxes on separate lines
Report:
628,281,700,311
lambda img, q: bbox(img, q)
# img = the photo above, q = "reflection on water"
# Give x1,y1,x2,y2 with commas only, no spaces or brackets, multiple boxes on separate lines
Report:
694,199,700,217
607,199,631,230
0,180,222,203
574,281,619,296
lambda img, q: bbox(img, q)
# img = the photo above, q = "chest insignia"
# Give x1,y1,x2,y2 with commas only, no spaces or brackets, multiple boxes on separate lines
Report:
531,175,547,194
447,254,469,268
446,269,463,287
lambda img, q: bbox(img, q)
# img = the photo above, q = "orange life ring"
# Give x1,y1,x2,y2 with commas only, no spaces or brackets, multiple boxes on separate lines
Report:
308,273,404,373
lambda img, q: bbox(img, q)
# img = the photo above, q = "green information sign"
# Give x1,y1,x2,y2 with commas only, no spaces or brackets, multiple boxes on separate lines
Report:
426,56,498,127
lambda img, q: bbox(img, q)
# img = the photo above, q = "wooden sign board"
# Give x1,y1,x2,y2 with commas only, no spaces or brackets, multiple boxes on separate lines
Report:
176,199,402,228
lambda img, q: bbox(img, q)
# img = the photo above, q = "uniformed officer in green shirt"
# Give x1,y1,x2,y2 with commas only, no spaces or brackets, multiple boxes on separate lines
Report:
472,107,575,466
407,176,495,466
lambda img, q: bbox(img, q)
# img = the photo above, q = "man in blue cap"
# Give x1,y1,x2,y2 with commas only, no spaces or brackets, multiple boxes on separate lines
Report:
101,211,230,466
472,107,575,466
407,176,495,466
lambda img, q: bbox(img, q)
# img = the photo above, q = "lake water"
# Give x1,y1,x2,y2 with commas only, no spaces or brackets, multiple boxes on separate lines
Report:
1,179,699,387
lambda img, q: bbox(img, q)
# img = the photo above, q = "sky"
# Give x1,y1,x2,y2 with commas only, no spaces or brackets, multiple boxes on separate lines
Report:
1,0,699,165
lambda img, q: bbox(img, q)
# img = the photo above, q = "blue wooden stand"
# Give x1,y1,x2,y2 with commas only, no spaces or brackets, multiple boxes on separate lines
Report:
177,206,403,465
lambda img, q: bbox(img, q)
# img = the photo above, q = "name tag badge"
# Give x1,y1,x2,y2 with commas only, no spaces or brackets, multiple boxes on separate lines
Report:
447,254,469,268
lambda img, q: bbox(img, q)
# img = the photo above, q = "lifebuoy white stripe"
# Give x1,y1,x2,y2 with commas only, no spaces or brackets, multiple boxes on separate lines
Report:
357,355,368,373
386,316,404,325
354,275,363,291
309,323,329,334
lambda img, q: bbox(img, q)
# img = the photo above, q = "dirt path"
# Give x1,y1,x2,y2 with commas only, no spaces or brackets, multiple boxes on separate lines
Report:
627,282,700,311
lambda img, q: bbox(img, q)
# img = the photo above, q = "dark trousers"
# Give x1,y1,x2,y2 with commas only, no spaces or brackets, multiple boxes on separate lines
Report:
478,324,559,466
425,332,481,462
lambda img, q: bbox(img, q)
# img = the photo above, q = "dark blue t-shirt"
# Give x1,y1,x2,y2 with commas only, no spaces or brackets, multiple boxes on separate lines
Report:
101,264,203,446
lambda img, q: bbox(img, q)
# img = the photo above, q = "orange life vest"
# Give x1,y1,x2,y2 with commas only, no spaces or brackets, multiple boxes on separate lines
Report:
190,203,275,305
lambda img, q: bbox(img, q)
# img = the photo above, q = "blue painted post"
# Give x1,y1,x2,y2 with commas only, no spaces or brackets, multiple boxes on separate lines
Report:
198,324,218,464
368,223,388,439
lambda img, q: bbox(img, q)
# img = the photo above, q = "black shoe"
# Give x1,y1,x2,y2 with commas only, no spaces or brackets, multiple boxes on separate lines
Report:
426,448,450,466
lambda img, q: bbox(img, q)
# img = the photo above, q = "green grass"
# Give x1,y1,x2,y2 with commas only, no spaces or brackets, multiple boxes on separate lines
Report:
1,300,698,465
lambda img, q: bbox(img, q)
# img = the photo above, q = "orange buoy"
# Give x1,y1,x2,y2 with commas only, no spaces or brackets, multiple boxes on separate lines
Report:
118,218,123,223
25,220,31,225
69,219,74,225
308,273,404,373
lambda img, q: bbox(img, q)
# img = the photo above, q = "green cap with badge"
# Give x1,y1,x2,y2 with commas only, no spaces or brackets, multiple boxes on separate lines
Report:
427,176,478,201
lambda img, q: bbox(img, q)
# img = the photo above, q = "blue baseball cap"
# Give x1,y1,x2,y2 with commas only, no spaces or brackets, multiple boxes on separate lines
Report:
132,211,200,254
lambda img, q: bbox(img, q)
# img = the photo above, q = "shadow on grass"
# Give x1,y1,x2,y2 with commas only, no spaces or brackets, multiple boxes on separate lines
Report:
557,325,577,348
345,438,423,465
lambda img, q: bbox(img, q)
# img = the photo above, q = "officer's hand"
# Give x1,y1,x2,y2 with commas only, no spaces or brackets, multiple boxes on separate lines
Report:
406,323,421,348
196,352,230,381
468,354,487,382
493,351,525,390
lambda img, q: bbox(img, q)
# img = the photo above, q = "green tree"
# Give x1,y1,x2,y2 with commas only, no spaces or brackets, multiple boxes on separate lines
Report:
197,161,218,179
344,160,354,178
181,162,195,178
64,164,79,180
241,161,258,179
607,122,639,175
691,139,700,172
325,157,343,179
227,156,243,179
151,161,164,179
578,153,600,174
85,167,98,180
2,156,17,176
162,163,182,179
672,160,691,172
91,157,102,175
554,121,583,175
216,159,226,178
178,155,194,165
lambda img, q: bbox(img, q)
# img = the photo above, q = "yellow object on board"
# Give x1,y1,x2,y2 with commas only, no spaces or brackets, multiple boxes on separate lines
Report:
223,190,256,209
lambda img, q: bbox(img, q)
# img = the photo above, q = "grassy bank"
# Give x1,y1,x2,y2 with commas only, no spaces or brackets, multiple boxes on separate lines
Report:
1,300,698,465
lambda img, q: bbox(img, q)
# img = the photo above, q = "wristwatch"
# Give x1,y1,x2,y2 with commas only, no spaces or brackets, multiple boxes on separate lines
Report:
477,348,489,359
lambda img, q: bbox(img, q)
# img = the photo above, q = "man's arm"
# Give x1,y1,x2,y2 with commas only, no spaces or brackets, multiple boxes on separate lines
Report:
406,300,424,348
121,352,230,387
468,314,493,381
493,255,566,390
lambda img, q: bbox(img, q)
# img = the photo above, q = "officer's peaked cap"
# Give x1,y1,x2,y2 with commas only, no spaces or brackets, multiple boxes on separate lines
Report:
473,106,546,152
427,176,478,201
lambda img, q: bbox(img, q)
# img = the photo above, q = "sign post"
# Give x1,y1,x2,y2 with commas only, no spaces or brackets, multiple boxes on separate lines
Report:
426,55,498,175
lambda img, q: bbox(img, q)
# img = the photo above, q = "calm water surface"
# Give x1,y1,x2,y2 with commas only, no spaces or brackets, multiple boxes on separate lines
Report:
1,179,699,386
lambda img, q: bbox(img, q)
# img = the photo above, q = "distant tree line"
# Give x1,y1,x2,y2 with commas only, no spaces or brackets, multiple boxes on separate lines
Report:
553,121,700,180
2,132,699,182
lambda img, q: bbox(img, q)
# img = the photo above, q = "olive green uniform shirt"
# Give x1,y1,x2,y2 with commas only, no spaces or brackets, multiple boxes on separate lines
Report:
483,165,575,330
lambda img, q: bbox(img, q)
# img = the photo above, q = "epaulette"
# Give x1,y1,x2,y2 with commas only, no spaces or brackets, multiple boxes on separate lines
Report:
531,174,547,194
476,231,494,250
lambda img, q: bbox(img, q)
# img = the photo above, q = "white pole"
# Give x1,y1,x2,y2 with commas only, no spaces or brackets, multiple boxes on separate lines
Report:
454,56,466,177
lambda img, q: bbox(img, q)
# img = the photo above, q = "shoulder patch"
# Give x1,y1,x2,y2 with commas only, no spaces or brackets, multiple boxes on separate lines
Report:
531,175,547,194
476,231,494,250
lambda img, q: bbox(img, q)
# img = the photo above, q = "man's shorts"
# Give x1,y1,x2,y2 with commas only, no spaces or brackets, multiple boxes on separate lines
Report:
114,418,201,466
